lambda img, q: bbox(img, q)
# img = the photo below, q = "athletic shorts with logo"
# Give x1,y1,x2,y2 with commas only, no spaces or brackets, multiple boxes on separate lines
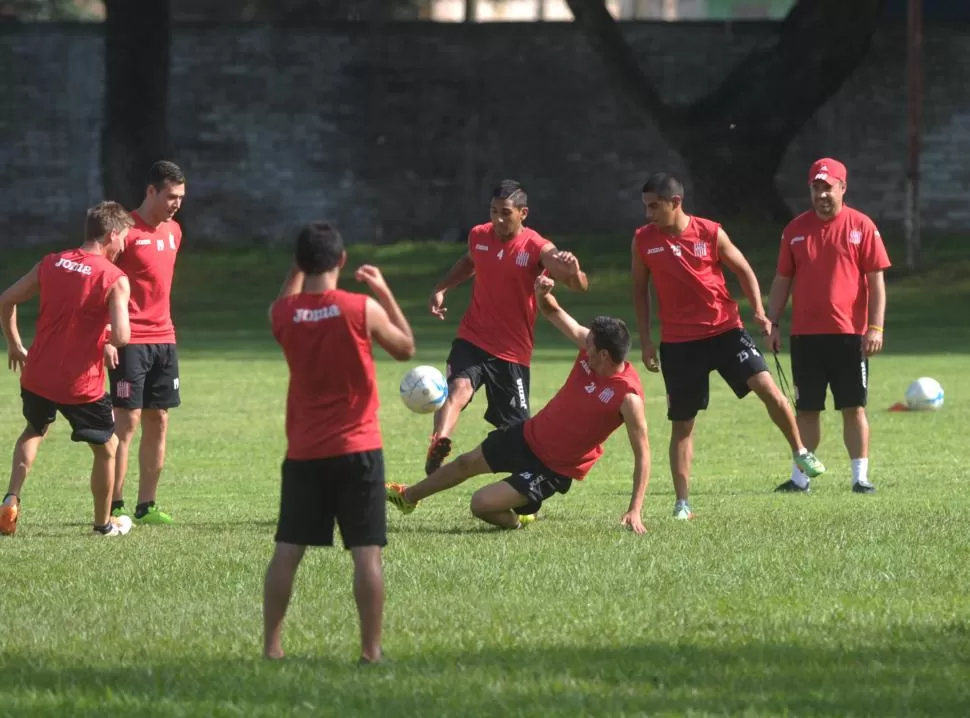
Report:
480,421,572,515
446,338,530,428
108,343,181,410
659,327,769,421
21,388,115,445
275,450,387,549
790,334,867,411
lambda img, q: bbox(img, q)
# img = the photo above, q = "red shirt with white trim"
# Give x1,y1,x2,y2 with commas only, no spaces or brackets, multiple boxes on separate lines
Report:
457,223,553,366
272,290,382,460
634,217,742,343
21,249,125,404
524,350,643,479
778,207,891,335
114,211,182,344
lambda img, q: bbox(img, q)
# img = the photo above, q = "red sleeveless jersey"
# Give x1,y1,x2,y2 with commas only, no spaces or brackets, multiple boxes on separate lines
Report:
114,211,182,344
634,217,742,342
21,249,125,404
457,223,552,366
271,289,381,460
524,350,643,479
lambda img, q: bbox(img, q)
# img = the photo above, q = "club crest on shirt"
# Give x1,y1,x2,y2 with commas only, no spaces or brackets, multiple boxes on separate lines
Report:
169,232,177,250
849,230,862,245
694,241,707,258
597,387,615,404
515,251,530,267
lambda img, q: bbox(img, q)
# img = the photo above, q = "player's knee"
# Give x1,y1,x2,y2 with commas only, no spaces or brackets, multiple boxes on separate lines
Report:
448,378,474,404
841,406,866,422
670,419,695,440
469,491,491,518
114,409,142,440
142,409,169,436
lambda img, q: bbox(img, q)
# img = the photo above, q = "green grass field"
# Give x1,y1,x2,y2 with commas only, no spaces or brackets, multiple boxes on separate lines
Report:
1,231,969,717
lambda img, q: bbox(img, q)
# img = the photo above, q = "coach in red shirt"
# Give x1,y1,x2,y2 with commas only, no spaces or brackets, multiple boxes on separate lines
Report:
768,158,891,494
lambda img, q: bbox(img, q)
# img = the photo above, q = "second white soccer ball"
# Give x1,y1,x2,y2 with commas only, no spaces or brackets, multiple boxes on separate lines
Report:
399,365,448,414
905,377,944,411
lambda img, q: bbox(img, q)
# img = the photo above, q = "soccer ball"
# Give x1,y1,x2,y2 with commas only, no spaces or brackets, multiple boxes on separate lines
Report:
905,377,944,411
399,365,448,414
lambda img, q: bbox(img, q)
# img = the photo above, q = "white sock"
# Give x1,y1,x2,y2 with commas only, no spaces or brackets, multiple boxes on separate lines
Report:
790,462,809,489
852,458,870,486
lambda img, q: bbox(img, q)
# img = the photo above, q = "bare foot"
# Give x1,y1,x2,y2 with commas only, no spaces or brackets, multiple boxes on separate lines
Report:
264,647,285,660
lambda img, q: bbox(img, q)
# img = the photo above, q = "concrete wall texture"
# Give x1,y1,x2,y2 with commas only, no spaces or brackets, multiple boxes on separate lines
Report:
1,21,968,246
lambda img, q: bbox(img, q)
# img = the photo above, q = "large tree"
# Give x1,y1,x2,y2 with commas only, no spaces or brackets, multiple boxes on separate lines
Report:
564,0,887,221
101,0,171,209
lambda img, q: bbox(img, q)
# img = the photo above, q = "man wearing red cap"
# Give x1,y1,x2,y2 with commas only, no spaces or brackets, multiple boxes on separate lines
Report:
767,158,892,494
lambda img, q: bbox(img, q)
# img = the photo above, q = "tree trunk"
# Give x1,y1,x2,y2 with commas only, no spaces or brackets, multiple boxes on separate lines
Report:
565,0,887,224
101,0,171,210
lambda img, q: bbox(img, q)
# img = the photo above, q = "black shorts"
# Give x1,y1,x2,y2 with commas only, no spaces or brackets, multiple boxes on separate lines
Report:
21,388,115,445
447,338,530,428
790,334,868,411
659,327,769,422
108,343,181,410
480,422,572,515
274,450,387,549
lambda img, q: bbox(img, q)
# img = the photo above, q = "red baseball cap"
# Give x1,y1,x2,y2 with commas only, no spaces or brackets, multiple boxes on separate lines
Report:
808,158,847,185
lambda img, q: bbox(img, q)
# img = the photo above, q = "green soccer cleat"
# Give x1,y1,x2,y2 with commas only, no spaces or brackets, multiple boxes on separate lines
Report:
673,500,694,520
385,483,417,514
134,505,174,525
794,451,826,479
111,506,131,519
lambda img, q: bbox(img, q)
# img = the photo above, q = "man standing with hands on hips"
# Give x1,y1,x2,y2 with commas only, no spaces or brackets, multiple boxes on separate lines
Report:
767,158,891,494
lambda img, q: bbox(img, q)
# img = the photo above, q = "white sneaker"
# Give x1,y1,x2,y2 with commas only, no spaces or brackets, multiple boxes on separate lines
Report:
94,515,133,536
673,501,694,520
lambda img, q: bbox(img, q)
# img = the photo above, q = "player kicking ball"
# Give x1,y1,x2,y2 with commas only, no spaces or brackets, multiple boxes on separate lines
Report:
387,270,650,535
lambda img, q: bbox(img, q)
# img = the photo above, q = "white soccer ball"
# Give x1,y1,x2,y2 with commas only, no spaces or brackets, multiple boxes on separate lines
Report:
399,365,448,414
905,377,944,411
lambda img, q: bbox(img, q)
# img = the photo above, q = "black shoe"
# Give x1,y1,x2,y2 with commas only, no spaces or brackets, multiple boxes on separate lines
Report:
424,436,452,475
774,479,811,493
852,482,876,494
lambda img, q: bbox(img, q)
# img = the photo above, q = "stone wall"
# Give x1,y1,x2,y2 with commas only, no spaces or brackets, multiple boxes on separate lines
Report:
1,21,968,245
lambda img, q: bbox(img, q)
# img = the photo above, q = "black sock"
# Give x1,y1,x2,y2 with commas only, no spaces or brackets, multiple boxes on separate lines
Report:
2,493,18,505
111,500,125,512
134,501,155,519
93,522,112,534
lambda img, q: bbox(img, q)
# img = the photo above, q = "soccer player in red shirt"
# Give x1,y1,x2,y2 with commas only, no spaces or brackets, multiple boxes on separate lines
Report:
422,179,589,475
0,202,135,537
263,221,415,664
632,173,825,520
388,268,650,535
767,159,891,494
108,161,185,525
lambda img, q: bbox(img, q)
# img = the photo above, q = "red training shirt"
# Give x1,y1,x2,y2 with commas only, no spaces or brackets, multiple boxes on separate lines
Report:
524,350,643,479
114,211,182,344
457,223,552,366
778,206,891,335
271,290,382,460
21,249,125,404
634,217,742,343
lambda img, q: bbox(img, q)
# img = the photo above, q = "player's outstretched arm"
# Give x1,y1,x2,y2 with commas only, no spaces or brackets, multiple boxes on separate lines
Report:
106,276,131,348
619,392,649,535
0,263,40,372
359,265,416,361
540,247,589,292
535,275,588,349
428,252,475,320
717,228,771,337
630,239,659,372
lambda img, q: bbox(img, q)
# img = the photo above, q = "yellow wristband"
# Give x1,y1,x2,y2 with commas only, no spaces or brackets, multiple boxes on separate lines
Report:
868,325,884,333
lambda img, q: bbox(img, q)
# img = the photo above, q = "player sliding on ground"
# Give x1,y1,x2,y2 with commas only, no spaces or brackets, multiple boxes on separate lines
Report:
422,179,589,477
387,267,650,534
632,173,826,520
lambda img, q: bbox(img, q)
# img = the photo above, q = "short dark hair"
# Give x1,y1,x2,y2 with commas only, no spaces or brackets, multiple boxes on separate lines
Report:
85,201,134,242
295,221,344,275
641,173,684,201
491,179,527,208
589,316,632,363
147,161,185,191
